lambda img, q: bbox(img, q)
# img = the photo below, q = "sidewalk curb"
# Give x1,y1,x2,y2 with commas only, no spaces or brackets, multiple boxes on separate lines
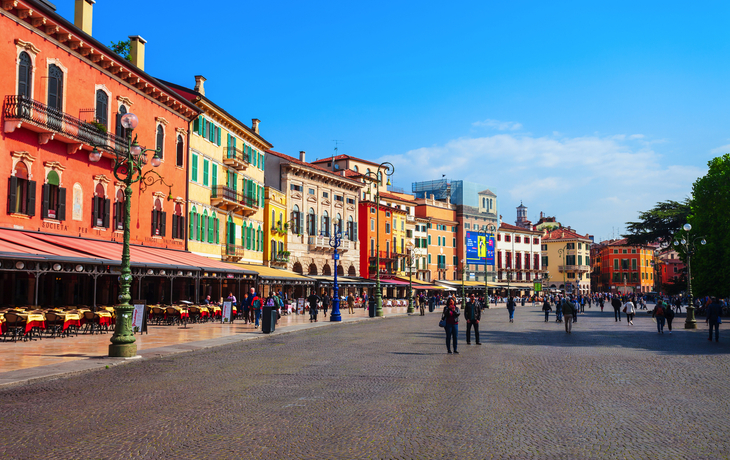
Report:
0,314,403,390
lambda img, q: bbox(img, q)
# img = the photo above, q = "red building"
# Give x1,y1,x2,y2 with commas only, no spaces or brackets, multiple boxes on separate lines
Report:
0,1,252,307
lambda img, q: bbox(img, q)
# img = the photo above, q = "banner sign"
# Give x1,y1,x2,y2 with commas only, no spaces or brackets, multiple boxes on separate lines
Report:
132,300,147,334
466,232,495,266
222,301,233,323
534,282,542,293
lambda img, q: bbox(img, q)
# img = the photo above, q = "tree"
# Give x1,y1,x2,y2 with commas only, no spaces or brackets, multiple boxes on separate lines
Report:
623,199,691,245
110,40,131,61
688,154,730,297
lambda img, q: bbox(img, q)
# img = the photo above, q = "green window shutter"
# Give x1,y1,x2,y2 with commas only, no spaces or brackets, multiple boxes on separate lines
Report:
233,137,237,149
193,117,200,134
226,133,230,148
189,212,194,240
212,164,217,188
192,155,198,182
203,159,209,186
208,216,213,242
231,172,237,191
215,218,219,244
217,127,221,146
242,179,247,197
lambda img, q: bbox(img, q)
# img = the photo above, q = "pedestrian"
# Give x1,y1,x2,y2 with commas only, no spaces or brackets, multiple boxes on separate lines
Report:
419,294,426,316
362,292,369,310
464,293,481,345
623,298,635,326
249,289,262,329
652,300,666,334
347,292,355,314
612,296,622,322
307,290,320,322
321,292,330,318
441,297,460,354
600,297,604,312
506,296,516,323
665,302,675,333
562,297,575,334
542,298,552,322
707,297,722,342
572,296,579,323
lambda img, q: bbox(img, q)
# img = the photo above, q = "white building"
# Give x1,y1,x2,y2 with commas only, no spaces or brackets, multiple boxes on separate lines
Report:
496,222,543,295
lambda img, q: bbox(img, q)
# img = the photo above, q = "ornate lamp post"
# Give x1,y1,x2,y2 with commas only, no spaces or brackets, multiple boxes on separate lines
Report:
328,230,344,322
406,241,415,314
460,259,467,306
88,112,171,357
361,162,394,317
672,223,706,329
558,244,568,297
478,224,496,308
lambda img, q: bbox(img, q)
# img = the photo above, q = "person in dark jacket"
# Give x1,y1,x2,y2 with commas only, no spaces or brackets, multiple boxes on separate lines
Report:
562,298,575,333
321,292,330,318
442,297,460,354
464,293,481,345
612,296,622,322
664,302,675,333
707,297,723,342
307,290,320,322
506,296,516,323
652,300,666,334
542,298,552,322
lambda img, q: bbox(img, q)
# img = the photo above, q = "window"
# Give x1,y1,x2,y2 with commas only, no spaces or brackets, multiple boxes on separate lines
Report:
47,64,63,111
632,259,637,270
290,184,302,192
335,213,342,234
321,210,330,236
631,248,637,254
370,207,375,214
322,191,329,198
465,223,470,229
8,162,35,216
176,135,184,167
428,235,432,245
41,170,66,221
533,238,539,244
613,249,618,254
292,205,301,234
497,234,501,241
428,254,431,264
515,236,521,243
566,243,575,249
151,198,166,237
308,188,315,195
621,259,629,270
95,89,108,127
370,218,374,231
347,216,356,241
191,154,198,182
614,259,619,270
622,249,628,254
385,222,390,234
91,183,109,228
347,198,355,205
453,238,456,248
18,51,32,99
307,207,316,235
437,236,441,246
335,195,343,202
578,243,582,249
578,255,583,266
542,255,548,268
156,125,164,160
116,105,128,139
505,235,511,243
566,255,576,265
385,211,391,218
113,189,125,231
203,159,210,186
541,244,547,250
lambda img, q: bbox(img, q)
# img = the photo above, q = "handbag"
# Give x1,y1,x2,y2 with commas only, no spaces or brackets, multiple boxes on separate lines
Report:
622,307,627,313
438,320,446,328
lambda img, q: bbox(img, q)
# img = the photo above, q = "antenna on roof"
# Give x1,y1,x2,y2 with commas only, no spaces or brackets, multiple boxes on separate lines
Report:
332,140,344,172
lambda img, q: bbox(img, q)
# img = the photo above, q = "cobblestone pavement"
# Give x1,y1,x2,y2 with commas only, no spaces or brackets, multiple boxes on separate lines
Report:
1,305,729,459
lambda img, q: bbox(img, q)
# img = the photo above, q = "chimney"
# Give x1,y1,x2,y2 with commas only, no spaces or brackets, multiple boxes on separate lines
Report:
194,75,206,96
252,118,260,134
299,151,306,162
74,0,94,36
128,35,147,71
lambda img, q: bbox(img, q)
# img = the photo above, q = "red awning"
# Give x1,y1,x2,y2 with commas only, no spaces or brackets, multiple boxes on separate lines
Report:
379,279,411,286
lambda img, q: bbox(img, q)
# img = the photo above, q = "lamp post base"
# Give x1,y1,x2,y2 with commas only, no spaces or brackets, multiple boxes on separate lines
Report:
685,306,698,329
109,343,137,358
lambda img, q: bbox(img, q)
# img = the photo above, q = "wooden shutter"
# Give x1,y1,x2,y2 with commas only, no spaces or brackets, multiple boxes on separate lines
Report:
211,163,217,188
27,180,36,217
192,155,198,182
151,210,158,235
203,159,209,186
160,212,166,237
215,218,219,244
58,187,66,221
41,184,50,218
189,213,194,240
102,198,110,228
172,214,178,239
193,117,200,134
7,177,17,213
216,127,221,146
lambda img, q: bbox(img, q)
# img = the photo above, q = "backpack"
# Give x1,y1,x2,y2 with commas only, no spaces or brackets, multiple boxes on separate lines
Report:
265,297,276,307
655,305,664,316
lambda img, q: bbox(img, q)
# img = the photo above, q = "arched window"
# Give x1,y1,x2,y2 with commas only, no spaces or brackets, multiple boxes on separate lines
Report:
335,213,342,235
189,206,197,241
279,212,283,229
201,210,208,242
114,189,125,230
47,64,63,111
321,210,329,237
308,207,316,235
245,223,251,249
152,198,165,237
353,165,359,172
172,202,184,240
18,52,32,99
271,239,277,260
95,89,108,127
227,215,235,245
292,204,300,234
347,216,355,241
9,161,33,215
176,134,184,167
156,125,165,160
116,105,128,139
271,210,276,229
377,171,382,184
257,226,262,251
92,183,109,228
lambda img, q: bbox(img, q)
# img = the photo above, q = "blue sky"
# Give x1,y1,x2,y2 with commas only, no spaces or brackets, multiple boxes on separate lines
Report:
57,1,729,240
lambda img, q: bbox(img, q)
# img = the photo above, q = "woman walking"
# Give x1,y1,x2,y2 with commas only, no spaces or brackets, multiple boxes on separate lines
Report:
623,298,635,325
542,298,552,322
652,300,666,334
441,297,460,354
665,303,675,333
507,296,516,323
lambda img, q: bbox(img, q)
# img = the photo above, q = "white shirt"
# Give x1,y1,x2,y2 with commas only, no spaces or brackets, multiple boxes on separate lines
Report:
623,301,635,314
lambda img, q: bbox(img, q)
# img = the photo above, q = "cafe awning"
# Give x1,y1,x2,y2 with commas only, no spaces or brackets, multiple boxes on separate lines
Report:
231,263,315,284
312,276,374,286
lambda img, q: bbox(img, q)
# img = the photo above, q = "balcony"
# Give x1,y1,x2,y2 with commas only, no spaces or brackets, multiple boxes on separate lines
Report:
271,251,290,266
223,146,249,171
558,265,591,273
4,95,129,156
308,235,353,252
222,244,245,262
437,262,447,270
210,186,259,216
369,250,396,260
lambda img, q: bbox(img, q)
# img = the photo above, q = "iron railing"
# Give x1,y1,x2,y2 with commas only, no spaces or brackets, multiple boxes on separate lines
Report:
224,146,250,167
4,95,128,155
211,185,243,203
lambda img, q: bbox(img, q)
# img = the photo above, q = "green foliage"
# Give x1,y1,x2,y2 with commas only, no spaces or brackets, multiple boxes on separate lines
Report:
110,40,131,61
688,154,730,297
624,199,691,245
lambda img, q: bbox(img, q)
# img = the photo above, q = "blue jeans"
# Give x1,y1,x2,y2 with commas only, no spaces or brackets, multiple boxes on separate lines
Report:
508,309,514,320
444,324,458,352
709,322,720,340
656,316,665,332
254,308,261,327
556,310,563,321
544,311,550,321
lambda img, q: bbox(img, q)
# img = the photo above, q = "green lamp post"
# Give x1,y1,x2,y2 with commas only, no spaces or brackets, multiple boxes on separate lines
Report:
89,112,172,357
406,241,415,314
362,162,395,317
672,223,706,329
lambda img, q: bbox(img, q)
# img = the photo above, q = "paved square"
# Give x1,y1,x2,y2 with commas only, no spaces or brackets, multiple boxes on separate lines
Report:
1,305,728,459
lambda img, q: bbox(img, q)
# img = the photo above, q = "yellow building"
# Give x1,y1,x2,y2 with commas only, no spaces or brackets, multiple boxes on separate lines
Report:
541,227,593,295
163,76,272,265
264,186,288,267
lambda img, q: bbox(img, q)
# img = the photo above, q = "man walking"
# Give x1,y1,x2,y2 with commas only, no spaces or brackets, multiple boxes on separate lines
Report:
307,290,320,322
707,297,722,342
248,288,262,329
612,295,622,322
321,292,330,318
419,294,426,316
464,293,481,345
562,297,575,334
347,292,355,314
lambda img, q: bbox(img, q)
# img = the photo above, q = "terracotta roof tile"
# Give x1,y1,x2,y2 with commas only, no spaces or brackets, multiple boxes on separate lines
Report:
266,150,364,186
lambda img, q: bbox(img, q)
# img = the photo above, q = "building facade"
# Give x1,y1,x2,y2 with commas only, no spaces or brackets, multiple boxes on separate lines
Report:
415,195,457,281
541,227,593,295
457,188,499,283
264,186,288,267
162,77,271,265
496,223,543,294
265,150,362,279
591,238,656,294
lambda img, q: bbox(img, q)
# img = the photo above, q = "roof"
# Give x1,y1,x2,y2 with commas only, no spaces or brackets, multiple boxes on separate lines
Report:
266,150,365,187
499,222,541,234
379,191,417,204
479,189,496,196
342,169,363,178
542,227,592,241
310,154,382,168
159,79,272,149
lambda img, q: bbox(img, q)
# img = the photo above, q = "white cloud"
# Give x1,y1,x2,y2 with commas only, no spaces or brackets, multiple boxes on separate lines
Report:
710,143,730,154
472,119,523,131
381,131,706,237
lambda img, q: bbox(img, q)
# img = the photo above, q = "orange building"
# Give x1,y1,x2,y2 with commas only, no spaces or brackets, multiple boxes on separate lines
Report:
591,239,656,294
358,196,407,279
414,195,457,281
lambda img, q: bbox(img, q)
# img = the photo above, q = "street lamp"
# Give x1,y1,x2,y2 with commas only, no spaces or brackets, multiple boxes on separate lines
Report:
406,241,415,314
672,223,706,329
557,244,568,297
361,162,395,317
478,224,496,308
88,112,172,357
460,259,467,307
328,230,344,322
